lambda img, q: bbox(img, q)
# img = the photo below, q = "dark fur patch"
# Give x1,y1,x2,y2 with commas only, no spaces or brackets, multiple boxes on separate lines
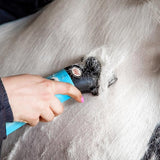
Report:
141,124,160,160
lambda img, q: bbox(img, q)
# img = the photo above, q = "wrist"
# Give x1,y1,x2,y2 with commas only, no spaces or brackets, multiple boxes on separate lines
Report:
0,78,14,122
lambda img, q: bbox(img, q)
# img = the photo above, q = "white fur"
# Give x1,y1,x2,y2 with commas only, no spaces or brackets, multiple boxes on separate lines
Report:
1,0,160,159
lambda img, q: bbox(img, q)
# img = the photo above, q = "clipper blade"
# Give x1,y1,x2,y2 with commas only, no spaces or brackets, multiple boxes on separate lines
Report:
65,57,101,96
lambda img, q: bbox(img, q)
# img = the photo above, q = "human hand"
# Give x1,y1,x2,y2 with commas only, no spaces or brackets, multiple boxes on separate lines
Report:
1,74,83,126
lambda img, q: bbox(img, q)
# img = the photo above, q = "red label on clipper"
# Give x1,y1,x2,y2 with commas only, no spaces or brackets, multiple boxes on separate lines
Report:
71,67,82,77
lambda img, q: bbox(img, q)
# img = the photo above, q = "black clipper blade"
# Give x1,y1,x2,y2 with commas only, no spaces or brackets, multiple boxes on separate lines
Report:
65,57,101,96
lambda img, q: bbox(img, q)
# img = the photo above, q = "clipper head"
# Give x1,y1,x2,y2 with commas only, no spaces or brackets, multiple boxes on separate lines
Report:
65,57,101,96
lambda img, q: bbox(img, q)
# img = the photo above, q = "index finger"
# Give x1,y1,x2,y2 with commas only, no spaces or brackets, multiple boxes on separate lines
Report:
51,81,83,103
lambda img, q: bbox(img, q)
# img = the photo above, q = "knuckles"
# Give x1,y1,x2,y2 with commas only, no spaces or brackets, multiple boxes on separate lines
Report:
42,80,53,90
27,79,68,125
39,80,53,102
54,104,64,115
29,113,39,125
47,114,55,122
41,92,52,102
65,83,73,93
58,106,64,115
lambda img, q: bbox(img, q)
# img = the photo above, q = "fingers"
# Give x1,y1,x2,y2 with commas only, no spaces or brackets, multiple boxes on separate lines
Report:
40,107,55,122
22,105,55,125
22,115,39,126
51,81,83,103
15,78,83,127
50,97,64,116
29,118,39,126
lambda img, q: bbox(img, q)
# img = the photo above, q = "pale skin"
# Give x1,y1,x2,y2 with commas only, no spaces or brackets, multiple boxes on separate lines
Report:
1,74,83,126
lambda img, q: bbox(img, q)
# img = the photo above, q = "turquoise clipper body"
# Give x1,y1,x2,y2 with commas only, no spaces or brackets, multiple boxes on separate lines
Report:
6,57,102,136
6,69,74,136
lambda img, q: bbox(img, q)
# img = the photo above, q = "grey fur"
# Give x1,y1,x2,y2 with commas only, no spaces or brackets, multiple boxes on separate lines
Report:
0,0,160,159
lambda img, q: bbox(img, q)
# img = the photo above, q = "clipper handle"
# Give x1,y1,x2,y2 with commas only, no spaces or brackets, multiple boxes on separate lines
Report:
6,69,74,136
